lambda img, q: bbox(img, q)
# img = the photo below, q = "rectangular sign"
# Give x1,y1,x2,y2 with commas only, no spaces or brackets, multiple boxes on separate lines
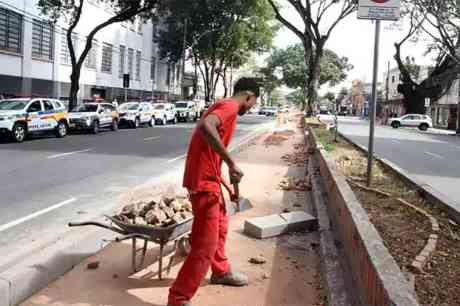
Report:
358,0,400,21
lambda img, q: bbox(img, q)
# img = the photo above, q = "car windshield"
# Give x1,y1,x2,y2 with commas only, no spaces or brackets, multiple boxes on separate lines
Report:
0,99,29,110
175,102,188,108
154,104,165,110
120,103,139,111
72,104,98,112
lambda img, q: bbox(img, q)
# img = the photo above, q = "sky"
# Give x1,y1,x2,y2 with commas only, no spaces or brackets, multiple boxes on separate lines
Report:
270,2,433,94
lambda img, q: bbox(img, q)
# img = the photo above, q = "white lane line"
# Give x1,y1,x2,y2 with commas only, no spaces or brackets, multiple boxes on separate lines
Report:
47,148,93,159
425,151,444,159
143,136,160,141
167,153,186,163
391,139,401,144
0,197,77,233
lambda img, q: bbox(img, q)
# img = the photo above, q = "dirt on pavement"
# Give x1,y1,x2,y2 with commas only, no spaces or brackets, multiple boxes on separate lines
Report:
22,121,324,306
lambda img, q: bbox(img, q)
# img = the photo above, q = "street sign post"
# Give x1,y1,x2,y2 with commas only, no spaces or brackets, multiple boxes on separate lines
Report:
358,0,400,20
359,0,401,187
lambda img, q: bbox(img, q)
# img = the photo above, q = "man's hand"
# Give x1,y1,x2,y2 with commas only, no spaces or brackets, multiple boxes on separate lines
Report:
229,164,244,184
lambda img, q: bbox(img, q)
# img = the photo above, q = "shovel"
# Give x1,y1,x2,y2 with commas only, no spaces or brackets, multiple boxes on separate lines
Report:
225,183,252,216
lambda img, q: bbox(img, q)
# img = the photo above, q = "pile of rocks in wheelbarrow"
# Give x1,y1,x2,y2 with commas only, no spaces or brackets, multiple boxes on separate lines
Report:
117,195,193,227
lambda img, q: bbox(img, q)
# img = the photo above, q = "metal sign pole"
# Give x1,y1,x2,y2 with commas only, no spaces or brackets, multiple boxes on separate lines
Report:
367,19,381,187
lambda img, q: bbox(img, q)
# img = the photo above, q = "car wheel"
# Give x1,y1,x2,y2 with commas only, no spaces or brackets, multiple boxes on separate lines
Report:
111,119,118,131
173,116,178,124
12,123,26,143
391,121,400,129
134,117,140,129
92,121,100,134
149,116,154,127
419,123,429,131
55,121,67,138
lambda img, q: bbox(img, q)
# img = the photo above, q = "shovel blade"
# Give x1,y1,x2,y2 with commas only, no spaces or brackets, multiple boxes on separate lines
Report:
225,198,253,216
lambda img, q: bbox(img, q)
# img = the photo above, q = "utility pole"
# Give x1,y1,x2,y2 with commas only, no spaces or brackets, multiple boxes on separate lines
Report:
367,20,381,187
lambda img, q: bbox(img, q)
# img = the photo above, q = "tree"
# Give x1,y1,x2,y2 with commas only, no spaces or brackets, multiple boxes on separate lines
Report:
392,1,459,114
286,89,305,106
257,66,281,105
158,0,276,102
323,92,335,103
267,0,357,113
266,44,352,94
38,0,160,110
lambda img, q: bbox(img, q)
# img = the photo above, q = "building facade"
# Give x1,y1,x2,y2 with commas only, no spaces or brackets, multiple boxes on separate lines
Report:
0,0,182,107
429,80,459,130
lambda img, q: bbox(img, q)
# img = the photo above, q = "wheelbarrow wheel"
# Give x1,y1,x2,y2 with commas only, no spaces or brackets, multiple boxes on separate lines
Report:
177,236,191,256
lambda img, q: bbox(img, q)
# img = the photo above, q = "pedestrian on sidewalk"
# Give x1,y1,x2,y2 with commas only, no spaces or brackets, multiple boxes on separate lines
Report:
167,77,260,306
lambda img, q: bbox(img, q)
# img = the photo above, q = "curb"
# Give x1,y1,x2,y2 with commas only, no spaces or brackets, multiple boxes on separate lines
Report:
307,126,420,306
338,132,460,224
308,148,353,306
0,123,272,306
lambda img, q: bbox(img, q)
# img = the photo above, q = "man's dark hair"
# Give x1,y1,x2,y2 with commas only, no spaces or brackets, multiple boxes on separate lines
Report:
233,77,260,97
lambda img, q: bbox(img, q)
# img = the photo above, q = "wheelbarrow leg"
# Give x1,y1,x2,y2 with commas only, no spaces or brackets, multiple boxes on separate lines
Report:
166,240,179,275
158,242,164,280
132,237,137,272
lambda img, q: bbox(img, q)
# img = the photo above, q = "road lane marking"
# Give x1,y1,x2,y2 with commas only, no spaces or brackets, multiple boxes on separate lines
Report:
143,136,160,141
0,197,77,233
167,153,186,163
425,151,444,159
391,140,401,144
47,148,93,159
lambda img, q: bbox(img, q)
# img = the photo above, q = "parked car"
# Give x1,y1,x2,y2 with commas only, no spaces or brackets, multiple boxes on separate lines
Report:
118,102,154,128
175,101,199,122
152,103,177,125
258,106,269,115
0,98,68,142
68,103,119,134
265,107,278,117
388,114,433,131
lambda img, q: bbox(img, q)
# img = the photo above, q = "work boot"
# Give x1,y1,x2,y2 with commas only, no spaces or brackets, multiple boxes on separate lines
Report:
210,271,249,286
167,302,191,306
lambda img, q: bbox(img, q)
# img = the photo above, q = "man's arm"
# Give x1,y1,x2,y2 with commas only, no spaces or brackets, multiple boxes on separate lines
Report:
198,114,243,183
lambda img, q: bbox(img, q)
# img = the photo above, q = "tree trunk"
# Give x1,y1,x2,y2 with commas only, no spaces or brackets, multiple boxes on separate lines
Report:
69,70,81,110
307,47,323,116
222,65,228,97
397,83,425,114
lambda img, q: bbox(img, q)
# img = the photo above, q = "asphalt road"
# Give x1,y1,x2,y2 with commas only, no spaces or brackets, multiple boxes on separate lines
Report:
329,116,460,215
0,114,272,270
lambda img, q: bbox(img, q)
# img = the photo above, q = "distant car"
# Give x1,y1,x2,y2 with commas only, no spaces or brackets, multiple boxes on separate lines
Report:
388,114,433,131
0,98,68,142
118,102,154,128
175,101,199,122
265,107,278,117
152,103,177,125
258,106,269,115
68,103,119,134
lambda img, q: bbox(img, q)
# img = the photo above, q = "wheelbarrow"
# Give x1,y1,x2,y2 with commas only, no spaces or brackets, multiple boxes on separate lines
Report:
69,215,193,279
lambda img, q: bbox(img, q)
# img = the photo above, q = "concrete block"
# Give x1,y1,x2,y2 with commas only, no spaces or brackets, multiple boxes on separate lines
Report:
244,215,287,239
280,211,318,232
0,277,9,306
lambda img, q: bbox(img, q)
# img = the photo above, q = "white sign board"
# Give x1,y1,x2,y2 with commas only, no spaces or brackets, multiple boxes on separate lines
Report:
358,0,400,20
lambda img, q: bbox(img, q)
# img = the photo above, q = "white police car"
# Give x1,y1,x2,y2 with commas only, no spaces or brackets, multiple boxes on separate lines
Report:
0,98,68,142
118,102,155,128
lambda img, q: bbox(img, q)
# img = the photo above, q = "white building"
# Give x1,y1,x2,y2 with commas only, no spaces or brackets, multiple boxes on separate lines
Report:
0,0,182,106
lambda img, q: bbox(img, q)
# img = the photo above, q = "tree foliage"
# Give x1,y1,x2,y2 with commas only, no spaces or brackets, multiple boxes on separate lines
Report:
38,0,160,109
267,0,357,112
158,0,277,101
266,44,352,92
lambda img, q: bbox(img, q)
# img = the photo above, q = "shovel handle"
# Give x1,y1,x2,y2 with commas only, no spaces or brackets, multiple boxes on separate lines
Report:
233,183,240,211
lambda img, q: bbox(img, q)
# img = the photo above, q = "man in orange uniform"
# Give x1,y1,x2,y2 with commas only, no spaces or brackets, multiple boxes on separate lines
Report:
167,78,260,306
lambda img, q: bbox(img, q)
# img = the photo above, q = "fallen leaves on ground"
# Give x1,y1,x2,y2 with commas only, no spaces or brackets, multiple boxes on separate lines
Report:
263,130,295,146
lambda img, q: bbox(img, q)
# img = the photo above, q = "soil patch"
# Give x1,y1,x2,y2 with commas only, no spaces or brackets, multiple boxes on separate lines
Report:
312,127,460,306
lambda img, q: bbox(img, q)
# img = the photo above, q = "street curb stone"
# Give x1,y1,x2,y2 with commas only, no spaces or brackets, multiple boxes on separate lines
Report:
308,148,353,306
339,132,460,224
0,123,273,306
308,127,420,306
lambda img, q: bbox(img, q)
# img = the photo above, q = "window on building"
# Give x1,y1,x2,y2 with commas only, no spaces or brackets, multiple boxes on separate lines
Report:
137,18,143,34
391,76,395,83
176,64,181,83
128,48,134,79
84,39,97,69
135,50,141,80
150,57,156,80
152,23,158,41
119,45,126,78
32,19,54,60
60,29,77,64
0,7,22,54
101,42,113,73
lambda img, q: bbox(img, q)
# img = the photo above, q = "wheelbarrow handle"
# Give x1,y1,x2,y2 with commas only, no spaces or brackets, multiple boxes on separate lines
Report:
115,233,152,242
68,221,127,235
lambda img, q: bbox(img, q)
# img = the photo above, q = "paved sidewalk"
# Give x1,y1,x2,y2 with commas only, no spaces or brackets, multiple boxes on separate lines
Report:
22,122,323,306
